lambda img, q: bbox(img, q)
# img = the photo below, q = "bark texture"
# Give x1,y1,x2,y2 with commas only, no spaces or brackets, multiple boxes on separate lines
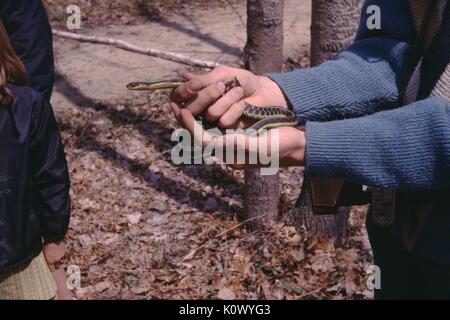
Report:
243,0,285,228
291,0,363,243
310,0,364,65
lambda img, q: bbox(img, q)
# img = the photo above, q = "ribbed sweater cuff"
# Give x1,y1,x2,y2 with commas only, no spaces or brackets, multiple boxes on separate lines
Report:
305,119,366,182
304,97,450,190
267,70,327,123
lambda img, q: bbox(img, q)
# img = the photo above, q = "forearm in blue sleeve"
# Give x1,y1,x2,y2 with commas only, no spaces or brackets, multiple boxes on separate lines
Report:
268,0,418,123
305,97,450,191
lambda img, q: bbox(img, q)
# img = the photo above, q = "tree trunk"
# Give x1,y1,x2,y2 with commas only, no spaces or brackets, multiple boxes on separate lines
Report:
310,0,364,65
295,0,363,244
243,0,284,229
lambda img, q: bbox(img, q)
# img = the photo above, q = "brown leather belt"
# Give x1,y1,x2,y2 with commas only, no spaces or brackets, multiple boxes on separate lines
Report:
309,179,396,227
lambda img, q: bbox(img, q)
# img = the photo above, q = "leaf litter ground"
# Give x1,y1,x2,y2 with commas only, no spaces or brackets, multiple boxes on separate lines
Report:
59,90,374,300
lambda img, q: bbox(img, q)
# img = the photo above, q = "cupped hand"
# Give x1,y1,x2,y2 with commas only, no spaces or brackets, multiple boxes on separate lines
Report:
170,65,289,130
43,240,66,265
170,103,305,169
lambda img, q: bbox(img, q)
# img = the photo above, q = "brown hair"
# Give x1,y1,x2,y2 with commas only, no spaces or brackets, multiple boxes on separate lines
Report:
0,20,28,106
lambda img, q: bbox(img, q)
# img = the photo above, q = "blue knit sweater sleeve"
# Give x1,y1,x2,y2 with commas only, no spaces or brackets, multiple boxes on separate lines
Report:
268,0,417,123
306,97,450,190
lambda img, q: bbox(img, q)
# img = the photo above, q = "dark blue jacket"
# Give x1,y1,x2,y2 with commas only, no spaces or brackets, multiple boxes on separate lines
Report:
0,1,68,271
0,85,70,272
0,0,54,101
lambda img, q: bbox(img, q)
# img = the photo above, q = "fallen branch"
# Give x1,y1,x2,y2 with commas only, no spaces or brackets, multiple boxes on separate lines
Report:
297,286,326,299
178,214,267,264
52,29,221,69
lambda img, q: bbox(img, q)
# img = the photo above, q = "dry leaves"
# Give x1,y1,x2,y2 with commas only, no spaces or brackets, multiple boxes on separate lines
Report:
217,287,236,300
46,0,374,298
58,89,374,300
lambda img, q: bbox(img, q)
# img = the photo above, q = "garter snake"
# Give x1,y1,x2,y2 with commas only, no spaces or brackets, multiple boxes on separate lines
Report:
126,77,297,132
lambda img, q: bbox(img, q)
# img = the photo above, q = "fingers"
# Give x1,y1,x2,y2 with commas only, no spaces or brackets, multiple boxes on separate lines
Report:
170,79,202,103
177,106,216,147
170,103,287,169
170,102,182,124
185,82,226,116
181,72,197,81
204,86,244,122
171,101,251,160
171,67,229,103
184,66,231,87
213,132,263,169
218,102,246,128
171,65,245,103
217,132,252,153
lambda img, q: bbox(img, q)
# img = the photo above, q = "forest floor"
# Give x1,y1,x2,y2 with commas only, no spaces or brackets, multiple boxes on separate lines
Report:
43,0,373,300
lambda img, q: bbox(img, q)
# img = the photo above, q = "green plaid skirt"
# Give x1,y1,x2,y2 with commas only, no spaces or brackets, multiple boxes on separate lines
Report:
0,252,57,300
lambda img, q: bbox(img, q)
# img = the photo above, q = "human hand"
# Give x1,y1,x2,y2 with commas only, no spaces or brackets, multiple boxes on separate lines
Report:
43,240,66,266
43,241,74,300
170,65,289,130
170,103,306,169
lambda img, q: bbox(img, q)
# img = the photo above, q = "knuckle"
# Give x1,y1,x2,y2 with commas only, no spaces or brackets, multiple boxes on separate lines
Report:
207,84,223,98
216,65,235,78
205,109,220,122
231,87,243,100
186,105,202,116
216,65,228,73
233,102,246,113
174,85,193,101
216,81,226,93
218,116,234,128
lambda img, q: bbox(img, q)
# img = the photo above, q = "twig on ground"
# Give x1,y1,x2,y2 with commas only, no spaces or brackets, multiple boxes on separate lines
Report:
297,286,326,299
178,214,267,263
53,29,221,69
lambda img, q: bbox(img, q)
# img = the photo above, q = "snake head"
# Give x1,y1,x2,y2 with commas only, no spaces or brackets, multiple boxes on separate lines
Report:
223,76,242,92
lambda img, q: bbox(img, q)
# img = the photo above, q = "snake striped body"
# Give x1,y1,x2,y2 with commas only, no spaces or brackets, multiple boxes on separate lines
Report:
126,78,297,132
